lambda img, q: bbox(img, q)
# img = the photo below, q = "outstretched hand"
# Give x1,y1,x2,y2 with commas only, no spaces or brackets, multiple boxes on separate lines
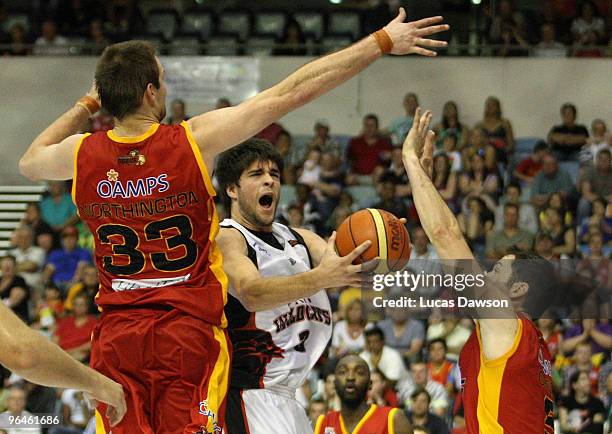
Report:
317,232,378,288
402,107,436,178
384,8,449,56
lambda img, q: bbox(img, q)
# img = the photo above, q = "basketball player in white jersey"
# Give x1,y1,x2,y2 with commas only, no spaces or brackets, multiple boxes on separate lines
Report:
215,139,375,434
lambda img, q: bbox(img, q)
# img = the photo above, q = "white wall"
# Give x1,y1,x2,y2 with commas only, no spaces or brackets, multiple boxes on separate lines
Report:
1,56,610,184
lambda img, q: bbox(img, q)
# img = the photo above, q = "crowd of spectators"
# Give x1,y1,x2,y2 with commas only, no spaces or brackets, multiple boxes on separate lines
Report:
0,0,611,57
1,63,611,434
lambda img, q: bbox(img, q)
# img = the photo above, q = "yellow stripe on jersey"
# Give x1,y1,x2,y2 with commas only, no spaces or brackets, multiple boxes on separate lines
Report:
204,327,231,433
95,410,107,434
107,123,159,143
314,415,325,434
367,209,388,274
181,120,216,197
475,319,523,434
208,208,228,327
71,133,91,206
388,407,398,434
353,405,378,434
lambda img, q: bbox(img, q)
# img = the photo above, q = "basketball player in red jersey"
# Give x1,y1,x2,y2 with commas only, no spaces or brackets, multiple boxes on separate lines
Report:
315,354,412,434
18,10,448,433
401,109,555,433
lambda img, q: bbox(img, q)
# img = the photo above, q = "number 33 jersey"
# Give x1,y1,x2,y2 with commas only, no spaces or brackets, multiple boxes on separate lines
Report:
72,122,228,326
220,219,333,391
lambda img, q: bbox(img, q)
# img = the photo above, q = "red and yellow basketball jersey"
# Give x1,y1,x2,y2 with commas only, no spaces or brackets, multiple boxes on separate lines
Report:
459,316,554,433
314,405,398,434
72,122,227,326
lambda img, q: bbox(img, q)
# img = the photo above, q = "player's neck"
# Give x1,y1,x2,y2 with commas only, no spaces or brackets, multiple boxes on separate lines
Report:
231,209,273,233
340,401,371,429
112,114,159,138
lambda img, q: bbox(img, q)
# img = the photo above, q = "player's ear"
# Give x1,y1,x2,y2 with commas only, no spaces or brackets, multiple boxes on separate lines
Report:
508,281,528,299
226,183,238,201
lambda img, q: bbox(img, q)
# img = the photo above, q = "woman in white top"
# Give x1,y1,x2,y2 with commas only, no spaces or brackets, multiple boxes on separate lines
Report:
331,299,368,358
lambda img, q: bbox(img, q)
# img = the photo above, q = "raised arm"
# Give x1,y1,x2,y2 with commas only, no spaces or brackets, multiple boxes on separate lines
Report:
0,303,126,426
216,227,373,311
187,8,448,169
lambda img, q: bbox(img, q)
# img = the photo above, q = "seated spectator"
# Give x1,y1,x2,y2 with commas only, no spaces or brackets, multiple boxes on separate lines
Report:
40,181,78,233
426,316,473,361
537,318,563,362
307,119,341,159
559,371,605,433
534,231,556,261
427,339,460,395
497,17,530,57
473,96,515,163
360,326,408,388
540,191,574,228
494,183,539,234
398,362,449,417
433,100,469,150
276,129,300,184
322,373,340,412
87,18,110,55
486,203,535,259
488,0,526,44
410,226,438,261
56,0,100,35
60,388,92,432
462,128,496,170
331,299,368,358
368,369,399,408
458,153,500,206
378,304,425,363
310,152,343,226
33,19,69,56
374,147,413,204
580,119,611,165
32,284,64,337
373,173,407,219
437,134,462,173
540,207,576,257
165,99,189,125
384,92,418,145
547,103,589,161
432,153,458,210
458,196,495,257
65,264,99,314
406,388,450,434
0,386,41,434
273,18,307,56
578,197,611,245
577,149,612,222
562,319,612,359
8,225,45,290
533,22,567,57
346,114,392,182
530,152,576,210
571,1,606,57
2,23,31,56
286,204,313,231
0,255,29,323
53,294,97,362
43,226,91,290
512,140,548,184
307,399,327,428
255,121,284,145
297,148,321,187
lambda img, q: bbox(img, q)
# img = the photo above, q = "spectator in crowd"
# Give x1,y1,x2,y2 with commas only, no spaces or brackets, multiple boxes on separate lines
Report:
331,299,368,358
559,371,605,434
427,339,459,395
309,151,343,226
486,203,535,259
474,96,515,162
497,17,530,57
562,318,612,358
398,362,449,417
64,264,99,314
323,373,340,412
385,92,419,145
540,207,576,257
53,294,97,363
534,231,556,261
368,369,399,407
20,202,56,252
541,191,574,228
0,255,30,323
577,149,612,222
86,18,110,55
581,119,611,165
579,197,610,247
276,129,301,184
102,0,145,38
406,388,450,434
0,386,41,434
378,302,425,363
286,204,311,231
533,22,567,57
215,97,231,109
43,226,91,290
457,196,494,257
346,114,392,182
548,103,589,161
488,0,525,43
426,316,472,362
458,153,500,207
39,181,78,234
32,283,64,336
308,399,327,428
372,173,407,219
571,0,606,56
530,152,576,209
273,18,307,56
298,147,322,187
494,183,538,234
8,226,45,290
22,381,56,424
255,120,285,145
374,147,412,202
561,342,601,397
537,317,563,360
308,119,341,159
360,326,408,388
2,23,31,56
433,101,469,150
409,226,438,261
513,140,548,184
57,0,100,35
60,388,93,432
432,153,458,211
165,99,189,125
33,19,68,56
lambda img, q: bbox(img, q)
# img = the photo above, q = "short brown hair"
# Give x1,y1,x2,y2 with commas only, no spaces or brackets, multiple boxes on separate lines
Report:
95,41,160,120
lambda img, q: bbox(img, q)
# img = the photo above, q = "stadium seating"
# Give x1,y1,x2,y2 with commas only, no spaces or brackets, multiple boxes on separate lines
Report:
254,11,287,38
147,9,180,40
181,9,216,39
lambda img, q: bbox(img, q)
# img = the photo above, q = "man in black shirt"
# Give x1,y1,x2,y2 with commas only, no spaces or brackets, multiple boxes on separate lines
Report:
559,370,605,434
548,103,589,161
406,388,450,434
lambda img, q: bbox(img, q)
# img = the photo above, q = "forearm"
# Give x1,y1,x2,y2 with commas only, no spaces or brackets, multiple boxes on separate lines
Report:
17,261,40,273
560,334,584,354
589,329,612,350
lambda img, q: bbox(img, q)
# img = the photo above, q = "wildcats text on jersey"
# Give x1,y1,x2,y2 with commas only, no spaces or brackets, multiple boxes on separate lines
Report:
273,299,331,333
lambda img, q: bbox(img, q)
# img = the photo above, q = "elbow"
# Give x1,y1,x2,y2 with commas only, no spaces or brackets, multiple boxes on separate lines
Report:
4,339,38,373
18,157,39,181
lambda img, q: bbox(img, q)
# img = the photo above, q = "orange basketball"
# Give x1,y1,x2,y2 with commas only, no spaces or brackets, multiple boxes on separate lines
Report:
335,208,411,273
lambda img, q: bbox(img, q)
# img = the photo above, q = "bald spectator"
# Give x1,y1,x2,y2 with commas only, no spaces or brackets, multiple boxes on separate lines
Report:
0,386,41,434
548,103,589,161
346,114,392,182
39,181,78,233
486,203,535,259
8,226,45,290
530,153,575,209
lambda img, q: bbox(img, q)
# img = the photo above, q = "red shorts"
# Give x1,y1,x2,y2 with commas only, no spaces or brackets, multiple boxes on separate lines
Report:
91,307,231,434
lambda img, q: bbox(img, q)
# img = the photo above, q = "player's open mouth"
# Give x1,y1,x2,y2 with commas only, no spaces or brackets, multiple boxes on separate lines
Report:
259,193,274,210
344,384,356,393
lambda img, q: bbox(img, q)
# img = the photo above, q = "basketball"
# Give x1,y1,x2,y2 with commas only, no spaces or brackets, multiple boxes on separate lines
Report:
335,208,411,273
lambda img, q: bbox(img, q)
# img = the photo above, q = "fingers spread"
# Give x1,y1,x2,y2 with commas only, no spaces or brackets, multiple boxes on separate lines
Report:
411,47,437,56
412,16,444,28
327,231,337,249
347,240,372,262
416,24,450,37
416,37,448,48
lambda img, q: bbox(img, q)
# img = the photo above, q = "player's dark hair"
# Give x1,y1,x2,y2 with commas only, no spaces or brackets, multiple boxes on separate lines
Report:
427,338,447,352
215,139,284,213
364,326,385,341
507,249,556,318
95,41,160,120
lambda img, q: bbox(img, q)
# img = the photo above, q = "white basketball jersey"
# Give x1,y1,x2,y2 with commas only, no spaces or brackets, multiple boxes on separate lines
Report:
221,219,332,391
